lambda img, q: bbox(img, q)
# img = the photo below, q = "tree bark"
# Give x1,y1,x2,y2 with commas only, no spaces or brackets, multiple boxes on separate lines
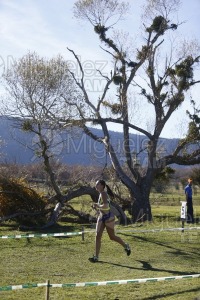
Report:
128,182,152,223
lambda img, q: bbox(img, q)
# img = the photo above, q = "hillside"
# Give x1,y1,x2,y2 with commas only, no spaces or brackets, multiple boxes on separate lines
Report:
0,116,180,166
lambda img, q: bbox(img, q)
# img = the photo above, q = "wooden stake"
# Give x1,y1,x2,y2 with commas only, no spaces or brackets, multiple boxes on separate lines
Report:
82,226,84,241
182,219,185,233
45,279,50,300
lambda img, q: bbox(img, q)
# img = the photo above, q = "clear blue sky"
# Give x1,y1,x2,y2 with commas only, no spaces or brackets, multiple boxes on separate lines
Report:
0,0,199,139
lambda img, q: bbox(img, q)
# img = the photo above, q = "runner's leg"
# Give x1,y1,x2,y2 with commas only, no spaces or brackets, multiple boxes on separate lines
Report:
105,219,126,247
95,217,105,257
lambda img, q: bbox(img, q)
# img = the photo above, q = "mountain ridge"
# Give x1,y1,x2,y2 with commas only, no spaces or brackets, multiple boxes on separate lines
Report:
0,116,180,166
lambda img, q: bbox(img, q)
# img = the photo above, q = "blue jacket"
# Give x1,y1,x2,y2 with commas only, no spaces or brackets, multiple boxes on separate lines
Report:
185,184,192,198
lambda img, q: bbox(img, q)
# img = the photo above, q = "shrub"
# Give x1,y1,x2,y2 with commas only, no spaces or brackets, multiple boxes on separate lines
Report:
0,176,46,225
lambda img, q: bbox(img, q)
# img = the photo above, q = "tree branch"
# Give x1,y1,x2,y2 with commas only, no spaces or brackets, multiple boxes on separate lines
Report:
159,148,200,166
92,117,153,139
67,48,98,114
0,210,49,223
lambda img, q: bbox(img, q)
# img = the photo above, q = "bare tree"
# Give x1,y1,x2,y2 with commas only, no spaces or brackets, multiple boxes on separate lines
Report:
2,50,128,228
2,52,81,225
67,0,200,222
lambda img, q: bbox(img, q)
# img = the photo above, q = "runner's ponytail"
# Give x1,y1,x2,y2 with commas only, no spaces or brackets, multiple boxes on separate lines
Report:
105,184,114,200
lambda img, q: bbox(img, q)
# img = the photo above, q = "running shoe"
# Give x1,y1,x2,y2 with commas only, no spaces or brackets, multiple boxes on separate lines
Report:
124,243,131,256
88,255,99,262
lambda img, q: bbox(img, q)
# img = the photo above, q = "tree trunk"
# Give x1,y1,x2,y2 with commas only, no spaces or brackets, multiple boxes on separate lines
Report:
129,183,152,223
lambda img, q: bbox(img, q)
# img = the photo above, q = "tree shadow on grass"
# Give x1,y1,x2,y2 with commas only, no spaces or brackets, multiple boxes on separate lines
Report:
138,234,199,257
136,260,199,276
96,260,197,276
120,233,200,257
141,286,200,300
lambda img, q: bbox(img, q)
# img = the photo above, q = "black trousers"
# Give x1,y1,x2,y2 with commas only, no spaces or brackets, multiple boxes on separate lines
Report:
187,198,194,223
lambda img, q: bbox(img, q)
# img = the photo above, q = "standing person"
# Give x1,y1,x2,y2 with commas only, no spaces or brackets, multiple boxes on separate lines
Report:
184,178,194,223
89,179,131,262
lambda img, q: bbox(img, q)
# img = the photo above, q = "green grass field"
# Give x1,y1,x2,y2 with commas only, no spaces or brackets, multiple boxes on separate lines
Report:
0,205,200,300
